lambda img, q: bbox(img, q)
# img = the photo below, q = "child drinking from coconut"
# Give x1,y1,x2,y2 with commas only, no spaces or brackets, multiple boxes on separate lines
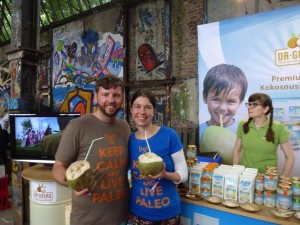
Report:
128,90,188,225
200,63,248,139
199,64,248,164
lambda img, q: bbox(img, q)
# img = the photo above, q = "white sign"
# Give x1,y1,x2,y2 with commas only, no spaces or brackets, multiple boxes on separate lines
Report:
31,181,57,202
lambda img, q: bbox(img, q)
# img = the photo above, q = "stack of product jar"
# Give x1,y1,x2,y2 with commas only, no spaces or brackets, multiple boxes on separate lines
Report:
253,166,300,210
276,175,292,210
263,167,278,208
183,160,197,189
201,163,218,197
254,173,264,205
186,162,300,212
184,148,198,190
188,162,218,197
292,177,300,211
186,145,198,162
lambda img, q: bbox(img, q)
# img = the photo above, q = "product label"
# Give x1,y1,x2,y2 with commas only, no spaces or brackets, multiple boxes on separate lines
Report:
31,181,57,202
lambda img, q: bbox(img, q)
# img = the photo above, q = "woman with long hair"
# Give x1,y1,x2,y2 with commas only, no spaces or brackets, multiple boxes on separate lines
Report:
232,93,294,175
128,90,188,225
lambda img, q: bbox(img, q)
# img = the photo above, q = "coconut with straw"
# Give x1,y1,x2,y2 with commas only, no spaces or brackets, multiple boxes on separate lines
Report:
66,137,103,191
137,130,163,176
200,114,237,165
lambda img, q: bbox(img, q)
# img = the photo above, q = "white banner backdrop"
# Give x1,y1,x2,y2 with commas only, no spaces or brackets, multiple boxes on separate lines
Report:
198,5,300,176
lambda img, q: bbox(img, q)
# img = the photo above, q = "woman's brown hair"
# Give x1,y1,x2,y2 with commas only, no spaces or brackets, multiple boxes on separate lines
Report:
243,93,275,143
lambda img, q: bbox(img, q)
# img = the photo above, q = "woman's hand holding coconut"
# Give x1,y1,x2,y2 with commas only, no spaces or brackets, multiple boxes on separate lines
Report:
141,163,165,180
142,163,180,184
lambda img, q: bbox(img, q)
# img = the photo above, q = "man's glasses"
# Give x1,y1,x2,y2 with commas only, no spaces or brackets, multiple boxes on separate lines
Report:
245,102,260,108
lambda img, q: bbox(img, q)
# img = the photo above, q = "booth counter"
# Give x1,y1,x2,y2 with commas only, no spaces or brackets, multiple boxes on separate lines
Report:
180,196,299,225
21,164,72,225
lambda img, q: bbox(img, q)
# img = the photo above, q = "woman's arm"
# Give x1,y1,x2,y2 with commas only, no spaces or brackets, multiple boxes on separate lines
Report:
280,141,295,176
169,149,188,184
232,137,243,165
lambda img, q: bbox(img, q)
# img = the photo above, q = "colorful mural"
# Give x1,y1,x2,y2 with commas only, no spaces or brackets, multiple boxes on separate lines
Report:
10,59,21,99
52,20,124,114
11,161,24,225
0,62,10,116
0,60,20,115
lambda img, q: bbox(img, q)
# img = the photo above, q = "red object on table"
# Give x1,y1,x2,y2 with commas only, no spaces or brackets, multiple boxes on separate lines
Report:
0,176,9,210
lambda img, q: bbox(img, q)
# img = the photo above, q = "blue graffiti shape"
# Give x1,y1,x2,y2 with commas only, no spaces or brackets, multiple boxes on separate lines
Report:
81,29,99,44
138,7,155,33
78,29,100,68
54,52,60,67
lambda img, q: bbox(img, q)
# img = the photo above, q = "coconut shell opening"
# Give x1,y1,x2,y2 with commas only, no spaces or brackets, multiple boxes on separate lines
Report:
66,160,95,191
138,152,163,176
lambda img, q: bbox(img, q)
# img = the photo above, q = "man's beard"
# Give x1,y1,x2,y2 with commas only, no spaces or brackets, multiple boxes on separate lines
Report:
96,102,120,118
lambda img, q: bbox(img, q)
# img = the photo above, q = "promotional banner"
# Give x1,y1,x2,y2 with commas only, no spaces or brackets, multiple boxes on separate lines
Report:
198,5,300,176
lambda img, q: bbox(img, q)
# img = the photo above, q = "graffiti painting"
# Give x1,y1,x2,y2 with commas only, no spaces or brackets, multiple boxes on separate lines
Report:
52,20,124,114
129,0,170,80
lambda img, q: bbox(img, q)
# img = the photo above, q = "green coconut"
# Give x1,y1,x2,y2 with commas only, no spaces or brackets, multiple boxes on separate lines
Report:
200,125,237,165
138,152,163,176
66,160,95,191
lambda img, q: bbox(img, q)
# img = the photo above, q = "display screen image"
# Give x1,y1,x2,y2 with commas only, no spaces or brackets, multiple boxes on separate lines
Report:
10,113,80,163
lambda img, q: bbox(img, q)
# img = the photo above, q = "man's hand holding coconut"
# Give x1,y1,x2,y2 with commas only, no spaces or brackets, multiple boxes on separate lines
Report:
66,160,96,196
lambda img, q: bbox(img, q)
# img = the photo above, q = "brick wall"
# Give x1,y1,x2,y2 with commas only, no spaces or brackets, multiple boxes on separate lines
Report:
171,0,203,80
170,0,203,124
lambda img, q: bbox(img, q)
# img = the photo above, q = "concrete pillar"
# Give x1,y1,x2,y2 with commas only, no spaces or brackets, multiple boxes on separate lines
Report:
6,2,42,224
6,0,43,112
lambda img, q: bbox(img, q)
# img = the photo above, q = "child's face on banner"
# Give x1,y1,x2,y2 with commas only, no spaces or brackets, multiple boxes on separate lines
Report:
204,88,242,126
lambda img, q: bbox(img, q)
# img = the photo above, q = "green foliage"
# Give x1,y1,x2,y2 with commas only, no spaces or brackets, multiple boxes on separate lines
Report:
0,61,10,86
21,119,33,134
173,0,187,47
16,142,42,153
171,87,188,120
0,0,112,46
172,0,187,75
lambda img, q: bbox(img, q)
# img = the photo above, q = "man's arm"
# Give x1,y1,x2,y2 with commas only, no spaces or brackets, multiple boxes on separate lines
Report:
52,159,69,187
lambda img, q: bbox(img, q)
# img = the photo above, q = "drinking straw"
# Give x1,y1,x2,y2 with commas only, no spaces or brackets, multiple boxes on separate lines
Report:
220,114,223,127
145,129,161,192
150,180,160,192
84,137,103,162
145,130,152,152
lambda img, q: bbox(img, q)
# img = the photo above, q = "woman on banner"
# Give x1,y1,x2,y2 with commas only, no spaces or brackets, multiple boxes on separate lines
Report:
232,93,295,175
